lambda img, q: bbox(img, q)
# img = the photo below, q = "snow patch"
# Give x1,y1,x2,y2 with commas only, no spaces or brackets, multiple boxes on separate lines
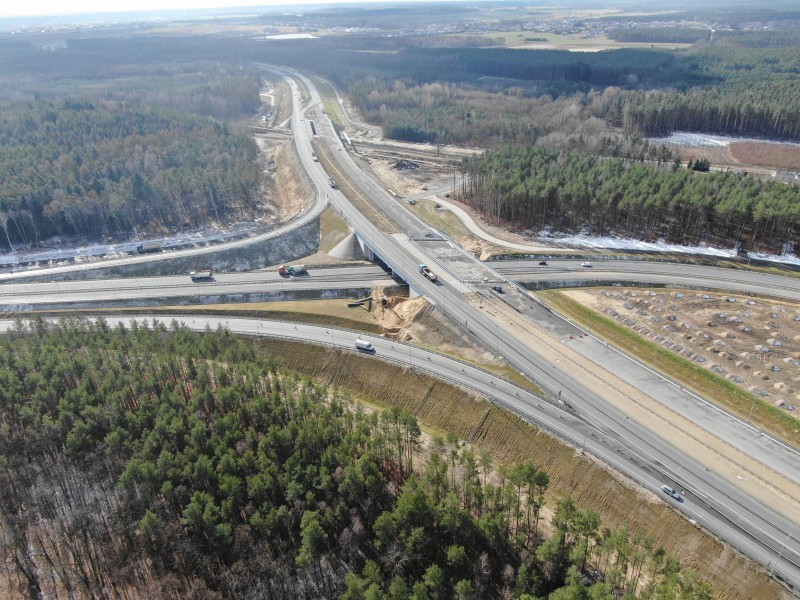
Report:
535,231,800,266
649,132,800,148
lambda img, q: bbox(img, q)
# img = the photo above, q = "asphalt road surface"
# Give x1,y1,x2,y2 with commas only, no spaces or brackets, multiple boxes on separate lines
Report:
0,266,397,309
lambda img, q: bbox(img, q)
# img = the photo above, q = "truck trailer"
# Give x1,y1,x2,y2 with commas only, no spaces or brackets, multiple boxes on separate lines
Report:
136,242,162,254
279,265,307,276
190,269,213,282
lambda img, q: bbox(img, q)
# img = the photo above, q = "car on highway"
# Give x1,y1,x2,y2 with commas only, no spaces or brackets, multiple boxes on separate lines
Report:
538,260,548,266
581,261,592,268
660,485,683,502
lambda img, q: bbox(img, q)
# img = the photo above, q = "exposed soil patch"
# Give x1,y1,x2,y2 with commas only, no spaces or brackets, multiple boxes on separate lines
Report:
356,153,443,198
667,142,783,176
270,140,313,220
672,144,738,169
370,289,500,367
730,141,800,171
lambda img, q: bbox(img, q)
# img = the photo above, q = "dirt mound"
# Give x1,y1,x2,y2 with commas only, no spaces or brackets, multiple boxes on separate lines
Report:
371,291,427,336
392,159,419,170
369,289,497,364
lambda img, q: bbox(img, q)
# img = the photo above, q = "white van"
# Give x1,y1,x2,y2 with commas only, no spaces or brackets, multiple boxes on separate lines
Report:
660,485,682,501
355,339,375,352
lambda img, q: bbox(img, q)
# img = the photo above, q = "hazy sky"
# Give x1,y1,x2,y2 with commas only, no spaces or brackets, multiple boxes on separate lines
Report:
0,0,374,19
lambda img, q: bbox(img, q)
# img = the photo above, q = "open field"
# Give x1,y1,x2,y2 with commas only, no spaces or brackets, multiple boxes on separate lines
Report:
730,142,800,172
665,140,798,176
451,30,693,51
541,289,800,448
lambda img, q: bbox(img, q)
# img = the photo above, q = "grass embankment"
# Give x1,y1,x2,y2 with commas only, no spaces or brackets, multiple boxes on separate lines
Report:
541,290,800,448
266,338,785,600
715,258,800,280
407,198,475,241
318,204,351,253
311,76,346,130
98,297,540,393
109,299,383,334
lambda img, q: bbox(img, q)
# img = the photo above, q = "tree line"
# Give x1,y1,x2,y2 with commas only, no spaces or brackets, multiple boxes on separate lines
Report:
0,318,711,598
456,146,800,254
0,99,261,247
347,78,673,164
610,46,800,139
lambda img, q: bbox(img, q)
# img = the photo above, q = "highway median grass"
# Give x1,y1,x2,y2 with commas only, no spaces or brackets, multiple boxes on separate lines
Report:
540,290,800,448
310,76,346,130
318,205,351,253
312,140,397,233
407,198,476,242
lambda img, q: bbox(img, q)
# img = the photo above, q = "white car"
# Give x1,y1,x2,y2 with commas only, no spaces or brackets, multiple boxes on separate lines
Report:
581,261,592,268
660,485,683,502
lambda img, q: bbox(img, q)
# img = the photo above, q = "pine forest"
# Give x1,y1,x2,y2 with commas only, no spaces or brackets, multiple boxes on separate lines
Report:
0,319,711,599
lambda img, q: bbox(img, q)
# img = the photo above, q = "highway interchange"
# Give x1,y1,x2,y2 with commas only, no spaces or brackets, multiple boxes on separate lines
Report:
1,65,799,593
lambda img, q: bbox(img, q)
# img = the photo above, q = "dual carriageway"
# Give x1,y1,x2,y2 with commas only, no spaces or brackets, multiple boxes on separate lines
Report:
1,66,799,593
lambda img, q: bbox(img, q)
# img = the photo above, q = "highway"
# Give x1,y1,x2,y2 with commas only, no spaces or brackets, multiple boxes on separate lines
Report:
0,64,798,591
6,260,800,307
494,259,800,301
0,266,397,309
257,66,800,591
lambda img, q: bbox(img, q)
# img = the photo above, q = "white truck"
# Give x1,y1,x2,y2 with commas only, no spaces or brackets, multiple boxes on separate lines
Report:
190,269,213,282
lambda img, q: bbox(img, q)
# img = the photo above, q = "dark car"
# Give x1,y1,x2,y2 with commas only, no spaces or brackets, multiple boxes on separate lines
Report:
538,261,548,266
